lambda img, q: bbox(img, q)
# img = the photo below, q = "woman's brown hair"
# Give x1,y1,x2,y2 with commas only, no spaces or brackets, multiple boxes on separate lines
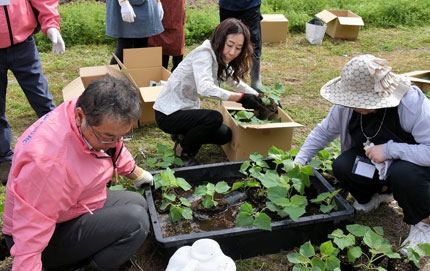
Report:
210,18,253,83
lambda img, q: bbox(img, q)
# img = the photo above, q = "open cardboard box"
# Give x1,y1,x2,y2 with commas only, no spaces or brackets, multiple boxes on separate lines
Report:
261,14,289,43
218,101,302,161
61,47,171,127
402,70,430,92
316,10,364,40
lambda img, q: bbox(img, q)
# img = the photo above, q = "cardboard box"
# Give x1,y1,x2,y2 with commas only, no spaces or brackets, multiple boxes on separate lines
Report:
61,47,171,126
315,10,364,40
261,14,289,43
218,101,302,161
402,70,430,92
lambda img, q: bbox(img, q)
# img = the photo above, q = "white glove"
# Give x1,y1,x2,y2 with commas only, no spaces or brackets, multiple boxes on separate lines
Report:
47,28,65,55
132,169,154,190
157,1,164,21
118,0,136,23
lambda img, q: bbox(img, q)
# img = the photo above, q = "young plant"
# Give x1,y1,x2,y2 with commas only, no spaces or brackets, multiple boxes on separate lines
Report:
143,143,184,170
231,152,269,193
311,189,341,213
287,241,341,271
259,83,286,107
403,242,430,269
230,110,281,125
154,168,192,222
308,140,341,177
235,202,272,231
194,181,231,208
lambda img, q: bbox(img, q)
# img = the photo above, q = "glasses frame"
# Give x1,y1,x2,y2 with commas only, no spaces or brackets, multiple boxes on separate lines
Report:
89,125,133,144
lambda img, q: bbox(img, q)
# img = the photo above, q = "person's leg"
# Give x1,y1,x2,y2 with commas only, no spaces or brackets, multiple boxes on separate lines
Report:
162,55,170,70
388,161,430,225
40,190,150,270
132,37,149,49
10,36,55,118
171,55,183,72
332,148,386,204
155,109,229,156
110,38,134,65
0,47,13,165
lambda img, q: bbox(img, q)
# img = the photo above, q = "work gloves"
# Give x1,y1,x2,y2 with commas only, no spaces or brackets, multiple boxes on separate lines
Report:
157,1,164,20
131,167,154,190
238,93,265,111
47,28,65,55
118,0,136,23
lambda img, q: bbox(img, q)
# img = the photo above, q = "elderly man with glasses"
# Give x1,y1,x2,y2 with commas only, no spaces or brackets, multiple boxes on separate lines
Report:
1,76,153,271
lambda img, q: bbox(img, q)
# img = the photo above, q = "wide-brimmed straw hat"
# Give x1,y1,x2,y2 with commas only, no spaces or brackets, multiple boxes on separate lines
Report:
320,54,411,109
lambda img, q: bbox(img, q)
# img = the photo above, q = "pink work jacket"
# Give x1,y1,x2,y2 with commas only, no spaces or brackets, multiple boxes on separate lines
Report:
0,0,60,48
2,98,136,270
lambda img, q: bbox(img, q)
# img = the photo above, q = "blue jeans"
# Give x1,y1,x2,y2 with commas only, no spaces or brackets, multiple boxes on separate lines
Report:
0,35,55,162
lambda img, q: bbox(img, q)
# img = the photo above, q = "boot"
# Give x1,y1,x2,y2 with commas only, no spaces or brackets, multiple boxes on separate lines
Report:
173,141,199,167
250,56,262,92
0,160,12,185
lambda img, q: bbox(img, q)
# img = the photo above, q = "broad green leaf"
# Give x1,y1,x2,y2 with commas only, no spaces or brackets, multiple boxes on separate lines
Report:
240,160,250,175
163,155,175,163
363,230,384,249
176,177,191,191
181,207,193,220
292,177,305,195
325,256,341,270
250,152,264,163
163,193,176,202
282,159,296,172
246,181,261,188
290,195,308,207
288,148,300,156
284,206,306,221
256,159,269,168
310,257,324,271
347,246,362,263
174,157,184,166
259,171,281,188
385,251,400,259
320,240,335,256
267,186,288,202
311,192,330,203
376,268,386,271
157,143,169,152
254,212,272,231
232,181,243,190
373,226,384,236
266,201,282,213
240,202,254,213
156,161,172,168
347,224,371,237
169,206,183,222
416,243,430,257
272,197,289,207
301,165,314,176
202,196,215,209
308,159,322,169
320,204,334,213
333,233,355,250
215,181,230,194
179,197,191,207
249,167,263,179
236,212,254,227
194,185,207,197
206,183,215,196
328,229,345,238
287,253,307,264
160,199,171,210
317,149,330,160
300,242,315,258
109,184,125,190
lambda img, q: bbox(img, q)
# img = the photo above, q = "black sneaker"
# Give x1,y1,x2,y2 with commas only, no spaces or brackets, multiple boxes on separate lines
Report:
0,161,12,185
180,153,199,167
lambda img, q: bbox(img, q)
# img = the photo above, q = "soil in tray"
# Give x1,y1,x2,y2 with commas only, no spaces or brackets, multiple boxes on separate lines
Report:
153,180,326,238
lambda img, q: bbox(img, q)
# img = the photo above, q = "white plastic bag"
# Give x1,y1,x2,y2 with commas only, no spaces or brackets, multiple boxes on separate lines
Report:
306,17,327,45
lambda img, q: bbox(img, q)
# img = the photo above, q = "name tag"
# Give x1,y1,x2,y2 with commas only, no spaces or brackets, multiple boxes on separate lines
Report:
352,156,376,179
0,0,11,6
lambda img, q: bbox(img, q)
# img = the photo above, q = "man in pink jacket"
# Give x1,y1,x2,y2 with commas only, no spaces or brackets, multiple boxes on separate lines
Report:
2,76,154,270
0,0,65,184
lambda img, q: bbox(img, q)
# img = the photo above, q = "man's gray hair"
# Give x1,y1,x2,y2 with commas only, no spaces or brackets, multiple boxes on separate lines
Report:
76,75,142,126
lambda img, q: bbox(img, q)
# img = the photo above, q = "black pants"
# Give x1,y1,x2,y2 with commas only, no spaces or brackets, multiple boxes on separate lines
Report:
162,55,183,72
333,148,430,225
155,109,232,156
5,190,150,270
110,37,149,65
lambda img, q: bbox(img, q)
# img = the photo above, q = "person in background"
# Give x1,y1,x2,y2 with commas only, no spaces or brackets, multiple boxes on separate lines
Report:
0,0,65,184
153,18,266,166
2,76,154,270
294,54,430,254
148,0,186,72
219,0,263,91
106,0,164,65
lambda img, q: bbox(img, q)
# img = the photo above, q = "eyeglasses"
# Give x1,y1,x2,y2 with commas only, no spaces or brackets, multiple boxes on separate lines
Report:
89,125,133,144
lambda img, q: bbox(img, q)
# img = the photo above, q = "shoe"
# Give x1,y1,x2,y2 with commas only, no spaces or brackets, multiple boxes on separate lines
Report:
400,222,430,255
180,153,199,167
353,193,394,213
0,160,12,185
170,134,183,143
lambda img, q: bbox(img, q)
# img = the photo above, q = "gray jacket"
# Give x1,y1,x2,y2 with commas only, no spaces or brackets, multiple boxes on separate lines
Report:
106,0,163,38
153,40,258,115
294,86,430,167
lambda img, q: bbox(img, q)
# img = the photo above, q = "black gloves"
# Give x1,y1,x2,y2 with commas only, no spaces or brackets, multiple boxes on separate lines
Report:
239,93,265,111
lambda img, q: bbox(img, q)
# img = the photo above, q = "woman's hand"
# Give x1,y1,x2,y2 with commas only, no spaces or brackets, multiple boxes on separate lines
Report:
365,144,386,163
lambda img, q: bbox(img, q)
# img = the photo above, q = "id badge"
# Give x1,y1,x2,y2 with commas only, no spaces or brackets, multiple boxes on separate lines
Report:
0,0,11,6
352,156,376,179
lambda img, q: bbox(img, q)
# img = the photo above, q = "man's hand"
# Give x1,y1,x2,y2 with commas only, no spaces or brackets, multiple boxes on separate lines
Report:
365,144,386,163
118,0,136,23
157,1,164,20
238,93,265,111
129,166,154,190
47,28,65,55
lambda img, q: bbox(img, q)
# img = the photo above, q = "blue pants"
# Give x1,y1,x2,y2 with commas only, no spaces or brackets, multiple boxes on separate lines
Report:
0,35,55,162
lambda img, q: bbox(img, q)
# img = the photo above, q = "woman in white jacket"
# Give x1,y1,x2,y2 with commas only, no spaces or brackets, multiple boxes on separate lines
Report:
153,18,264,166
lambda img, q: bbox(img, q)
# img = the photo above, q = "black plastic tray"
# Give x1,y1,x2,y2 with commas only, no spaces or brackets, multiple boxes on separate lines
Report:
145,160,354,260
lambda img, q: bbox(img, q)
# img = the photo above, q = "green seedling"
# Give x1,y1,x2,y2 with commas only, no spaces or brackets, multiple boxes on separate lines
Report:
194,181,231,208
287,241,341,271
235,202,272,231
154,168,192,222
144,143,184,170
403,242,430,268
309,141,341,178
311,189,341,213
230,110,281,125
259,83,286,106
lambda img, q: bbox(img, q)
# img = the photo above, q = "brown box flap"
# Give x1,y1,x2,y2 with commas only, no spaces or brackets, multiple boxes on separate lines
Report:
139,86,163,102
262,14,288,22
124,47,162,69
62,77,85,101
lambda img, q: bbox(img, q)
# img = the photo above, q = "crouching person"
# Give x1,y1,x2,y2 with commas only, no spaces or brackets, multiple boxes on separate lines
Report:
2,76,154,270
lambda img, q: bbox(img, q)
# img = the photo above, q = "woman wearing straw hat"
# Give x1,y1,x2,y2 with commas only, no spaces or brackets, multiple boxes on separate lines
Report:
294,54,430,253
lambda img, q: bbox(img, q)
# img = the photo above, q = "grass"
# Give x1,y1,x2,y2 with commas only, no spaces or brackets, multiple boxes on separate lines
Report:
2,26,430,269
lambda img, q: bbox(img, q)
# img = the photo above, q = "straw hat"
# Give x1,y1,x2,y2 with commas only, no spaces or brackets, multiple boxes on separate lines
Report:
320,54,411,109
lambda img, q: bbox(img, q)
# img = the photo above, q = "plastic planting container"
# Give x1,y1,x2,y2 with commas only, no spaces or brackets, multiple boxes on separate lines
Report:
144,161,354,260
